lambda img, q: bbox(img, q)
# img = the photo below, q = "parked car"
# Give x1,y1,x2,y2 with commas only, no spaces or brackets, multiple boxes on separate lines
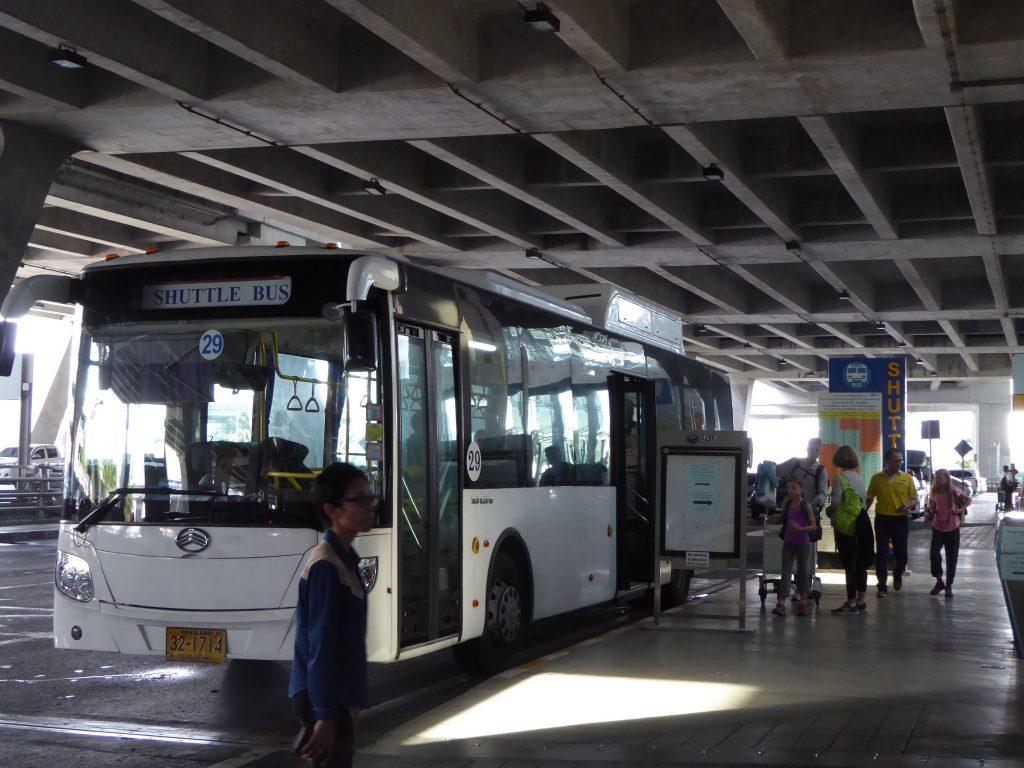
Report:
0,444,62,478
948,469,980,496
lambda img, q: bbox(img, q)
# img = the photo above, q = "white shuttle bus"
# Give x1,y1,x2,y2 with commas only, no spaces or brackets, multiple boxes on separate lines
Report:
2,248,732,671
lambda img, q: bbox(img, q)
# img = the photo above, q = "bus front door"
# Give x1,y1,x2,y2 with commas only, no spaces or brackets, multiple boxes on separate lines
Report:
396,325,462,649
610,373,656,590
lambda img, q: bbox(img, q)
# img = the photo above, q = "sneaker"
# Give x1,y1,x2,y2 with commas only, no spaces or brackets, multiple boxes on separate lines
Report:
929,579,945,596
877,585,888,597
831,602,858,615
944,586,953,598
773,603,786,617
893,572,903,591
797,601,808,616
856,603,868,613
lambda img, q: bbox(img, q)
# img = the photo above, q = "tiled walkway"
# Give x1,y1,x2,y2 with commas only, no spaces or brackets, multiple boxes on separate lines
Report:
256,501,1021,767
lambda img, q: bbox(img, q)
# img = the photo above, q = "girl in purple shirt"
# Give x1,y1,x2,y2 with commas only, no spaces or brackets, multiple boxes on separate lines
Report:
773,477,818,617
925,468,971,597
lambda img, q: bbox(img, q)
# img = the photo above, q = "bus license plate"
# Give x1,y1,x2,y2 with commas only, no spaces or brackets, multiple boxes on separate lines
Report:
165,627,227,663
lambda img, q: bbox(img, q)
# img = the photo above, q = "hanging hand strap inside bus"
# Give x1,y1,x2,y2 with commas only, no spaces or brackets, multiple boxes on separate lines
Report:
287,381,302,411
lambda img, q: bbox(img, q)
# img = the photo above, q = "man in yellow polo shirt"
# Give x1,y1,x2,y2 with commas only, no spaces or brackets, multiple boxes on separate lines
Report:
866,448,918,597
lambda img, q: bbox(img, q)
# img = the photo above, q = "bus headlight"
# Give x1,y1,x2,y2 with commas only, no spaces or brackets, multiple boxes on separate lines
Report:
358,557,378,592
55,551,94,603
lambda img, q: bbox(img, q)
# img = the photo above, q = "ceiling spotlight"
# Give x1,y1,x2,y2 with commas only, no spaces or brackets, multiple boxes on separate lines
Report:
785,240,801,253
896,340,907,347
914,358,926,365
47,45,87,69
362,178,386,196
523,3,560,32
702,164,725,182
778,360,789,367
837,290,851,301
875,322,886,331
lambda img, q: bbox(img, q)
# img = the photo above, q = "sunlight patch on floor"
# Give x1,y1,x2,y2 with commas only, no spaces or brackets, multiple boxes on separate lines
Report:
407,672,756,744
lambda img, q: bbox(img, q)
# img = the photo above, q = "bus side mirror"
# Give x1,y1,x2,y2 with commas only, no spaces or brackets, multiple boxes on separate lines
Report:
345,312,378,372
0,322,16,377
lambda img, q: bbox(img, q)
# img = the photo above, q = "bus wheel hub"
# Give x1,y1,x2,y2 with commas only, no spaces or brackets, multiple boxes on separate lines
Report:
491,581,521,643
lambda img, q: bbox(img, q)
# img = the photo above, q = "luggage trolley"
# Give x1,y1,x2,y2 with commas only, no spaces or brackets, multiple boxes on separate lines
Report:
758,514,822,608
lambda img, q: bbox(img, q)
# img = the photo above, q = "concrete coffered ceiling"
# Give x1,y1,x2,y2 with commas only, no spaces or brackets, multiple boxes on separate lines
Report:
4,0,1024,390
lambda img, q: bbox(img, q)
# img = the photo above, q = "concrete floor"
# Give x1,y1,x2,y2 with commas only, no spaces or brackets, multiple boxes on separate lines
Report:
1,500,1018,768
343,499,1023,768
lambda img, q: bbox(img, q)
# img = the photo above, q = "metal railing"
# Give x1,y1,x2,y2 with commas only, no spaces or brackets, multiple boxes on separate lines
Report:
0,465,64,522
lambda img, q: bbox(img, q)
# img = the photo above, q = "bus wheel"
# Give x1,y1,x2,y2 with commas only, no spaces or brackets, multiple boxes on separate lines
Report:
662,568,692,608
452,553,524,676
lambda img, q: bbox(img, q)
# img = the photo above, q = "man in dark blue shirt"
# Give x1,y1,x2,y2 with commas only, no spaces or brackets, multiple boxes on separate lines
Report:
290,463,377,767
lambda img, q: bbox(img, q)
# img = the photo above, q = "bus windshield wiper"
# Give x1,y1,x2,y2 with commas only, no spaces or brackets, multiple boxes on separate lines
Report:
75,488,231,532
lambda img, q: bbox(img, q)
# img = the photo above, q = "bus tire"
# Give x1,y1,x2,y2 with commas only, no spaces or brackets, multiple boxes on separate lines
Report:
452,552,524,676
662,568,692,608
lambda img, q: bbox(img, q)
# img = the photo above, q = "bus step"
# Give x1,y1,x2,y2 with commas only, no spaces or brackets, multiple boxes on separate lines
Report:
615,583,649,604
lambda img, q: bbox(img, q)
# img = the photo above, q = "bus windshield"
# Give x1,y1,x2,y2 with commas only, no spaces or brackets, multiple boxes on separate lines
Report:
67,318,383,527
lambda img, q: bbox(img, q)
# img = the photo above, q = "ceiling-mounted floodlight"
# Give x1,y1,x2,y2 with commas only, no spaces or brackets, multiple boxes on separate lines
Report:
837,290,851,301
914,358,926,365
524,3,559,32
362,178,386,196
896,340,907,347
875,322,886,331
702,164,725,182
785,240,800,252
47,45,87,69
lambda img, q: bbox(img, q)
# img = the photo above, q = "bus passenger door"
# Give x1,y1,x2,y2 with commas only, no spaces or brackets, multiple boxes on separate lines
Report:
610,373,656,589
396,325,462,649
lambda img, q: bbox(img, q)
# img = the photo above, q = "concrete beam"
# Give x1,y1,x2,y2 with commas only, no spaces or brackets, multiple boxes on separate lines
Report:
79,152,389,250
1002,318,1018,350
34,207,147,253
534,131,712,245
895,258,940,312
715,0,790,60
0,122,77,300
186,147,457,251
981,250,1008,312
0,0,215,101
296,142,540,249
912,0,957,52
411,137,625,246
650,264,748,314
938,319,980,372
798,115,897,240
325,0,478,83
130,0,343,91
663,123,799,243
545,0,631,73
27,228,95,258
946,105,996,236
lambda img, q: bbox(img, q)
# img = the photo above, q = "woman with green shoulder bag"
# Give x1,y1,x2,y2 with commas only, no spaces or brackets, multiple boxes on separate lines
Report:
829,445,875,615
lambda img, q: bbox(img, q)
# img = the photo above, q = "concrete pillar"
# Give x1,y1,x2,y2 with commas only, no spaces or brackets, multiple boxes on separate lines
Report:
730,378,756,431
0,122,78,302
31,338,71,445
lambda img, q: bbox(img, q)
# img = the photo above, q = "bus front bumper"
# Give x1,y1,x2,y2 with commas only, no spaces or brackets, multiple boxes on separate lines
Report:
54,591,297,661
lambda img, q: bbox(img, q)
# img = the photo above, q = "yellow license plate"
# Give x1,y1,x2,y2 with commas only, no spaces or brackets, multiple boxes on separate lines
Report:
165,627,227,663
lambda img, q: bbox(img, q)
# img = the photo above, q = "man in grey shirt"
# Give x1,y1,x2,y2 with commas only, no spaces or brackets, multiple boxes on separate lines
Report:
777,438,828,511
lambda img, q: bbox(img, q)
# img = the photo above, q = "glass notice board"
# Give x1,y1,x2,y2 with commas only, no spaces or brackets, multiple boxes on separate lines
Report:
661,448,741,559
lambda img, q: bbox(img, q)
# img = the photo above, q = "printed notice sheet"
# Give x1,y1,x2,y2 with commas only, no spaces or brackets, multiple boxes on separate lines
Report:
663,453,737,555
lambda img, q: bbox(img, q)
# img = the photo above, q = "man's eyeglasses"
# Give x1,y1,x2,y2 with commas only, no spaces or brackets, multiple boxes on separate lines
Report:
337,494,381,507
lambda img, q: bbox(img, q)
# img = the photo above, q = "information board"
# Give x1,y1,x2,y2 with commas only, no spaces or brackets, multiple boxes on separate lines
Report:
661,449,740,559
